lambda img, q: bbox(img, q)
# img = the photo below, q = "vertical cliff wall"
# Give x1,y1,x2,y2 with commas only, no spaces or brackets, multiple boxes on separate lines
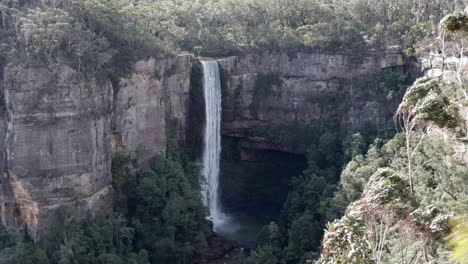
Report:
216,49,411,217
0,64,113,239
218,50,407,155
0,54,194,238
111,55,193,163
0,49,412,238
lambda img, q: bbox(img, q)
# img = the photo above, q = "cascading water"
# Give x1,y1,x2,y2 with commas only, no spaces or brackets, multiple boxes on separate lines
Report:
200,60,226,232
199,61,279,245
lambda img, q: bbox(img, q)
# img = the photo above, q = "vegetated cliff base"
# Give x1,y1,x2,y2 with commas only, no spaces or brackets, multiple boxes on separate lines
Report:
218,49,408,157
0,54,194,239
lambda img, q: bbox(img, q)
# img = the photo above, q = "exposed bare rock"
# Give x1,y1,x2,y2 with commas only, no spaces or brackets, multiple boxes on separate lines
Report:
111,54,193,163
0,49,407,236
0,53,195,238
218,50,407,155
0,64,113,239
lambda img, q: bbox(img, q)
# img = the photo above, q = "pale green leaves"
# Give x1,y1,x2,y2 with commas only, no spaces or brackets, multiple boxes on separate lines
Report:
397,77,460,130
321,202,374,264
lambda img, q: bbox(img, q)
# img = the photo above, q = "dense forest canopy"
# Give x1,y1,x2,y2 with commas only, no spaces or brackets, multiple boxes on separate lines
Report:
0,0,466,65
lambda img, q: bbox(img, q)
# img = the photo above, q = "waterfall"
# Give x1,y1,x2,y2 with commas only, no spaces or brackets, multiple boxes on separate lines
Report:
200,60,225,231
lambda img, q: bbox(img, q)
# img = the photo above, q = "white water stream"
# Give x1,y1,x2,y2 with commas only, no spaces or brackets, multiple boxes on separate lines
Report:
200,61,277,245
200,60,227,232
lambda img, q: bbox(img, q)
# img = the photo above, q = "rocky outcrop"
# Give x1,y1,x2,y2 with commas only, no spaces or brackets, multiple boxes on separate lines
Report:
0,54,194,238
111,54,193,163
0,64,113,239
420,51,468,164
218,50,406,155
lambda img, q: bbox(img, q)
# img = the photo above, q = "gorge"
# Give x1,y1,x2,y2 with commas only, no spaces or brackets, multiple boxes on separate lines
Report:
0,49,410,241
0,1,466,263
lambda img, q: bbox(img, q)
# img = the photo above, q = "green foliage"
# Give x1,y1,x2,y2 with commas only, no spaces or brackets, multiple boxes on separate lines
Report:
401,77,438,105
104,0,461,55
112,142,209,264
410,205,451,236
72,0,167,71
343,133,366,161
329,129,468,222
0,2,464,264
0,239,50,264
325,139,387,221
248,223,284,264
0,216,146,264
398,77,460,130
0,0,164,75
190,60,203,103
0,225,50,264
41,213,149,264
241,66,408,262
321,202,374,264
0,139,207,264
362,168,414,215
283,213,322,263
321,126,468,264
353,67,409,107
0,0,465,74
417,91,459,129
9,5,114,72
440,12,468,33
240,145,342,264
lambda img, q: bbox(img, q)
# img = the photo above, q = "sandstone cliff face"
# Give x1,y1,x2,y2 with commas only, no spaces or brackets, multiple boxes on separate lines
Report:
218,50,406,155
0,64,113,239
0,54,194,238
0,49,408,237
111,54,193,163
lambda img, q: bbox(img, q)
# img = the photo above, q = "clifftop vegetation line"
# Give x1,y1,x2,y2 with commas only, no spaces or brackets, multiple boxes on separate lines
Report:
0,0,466,70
